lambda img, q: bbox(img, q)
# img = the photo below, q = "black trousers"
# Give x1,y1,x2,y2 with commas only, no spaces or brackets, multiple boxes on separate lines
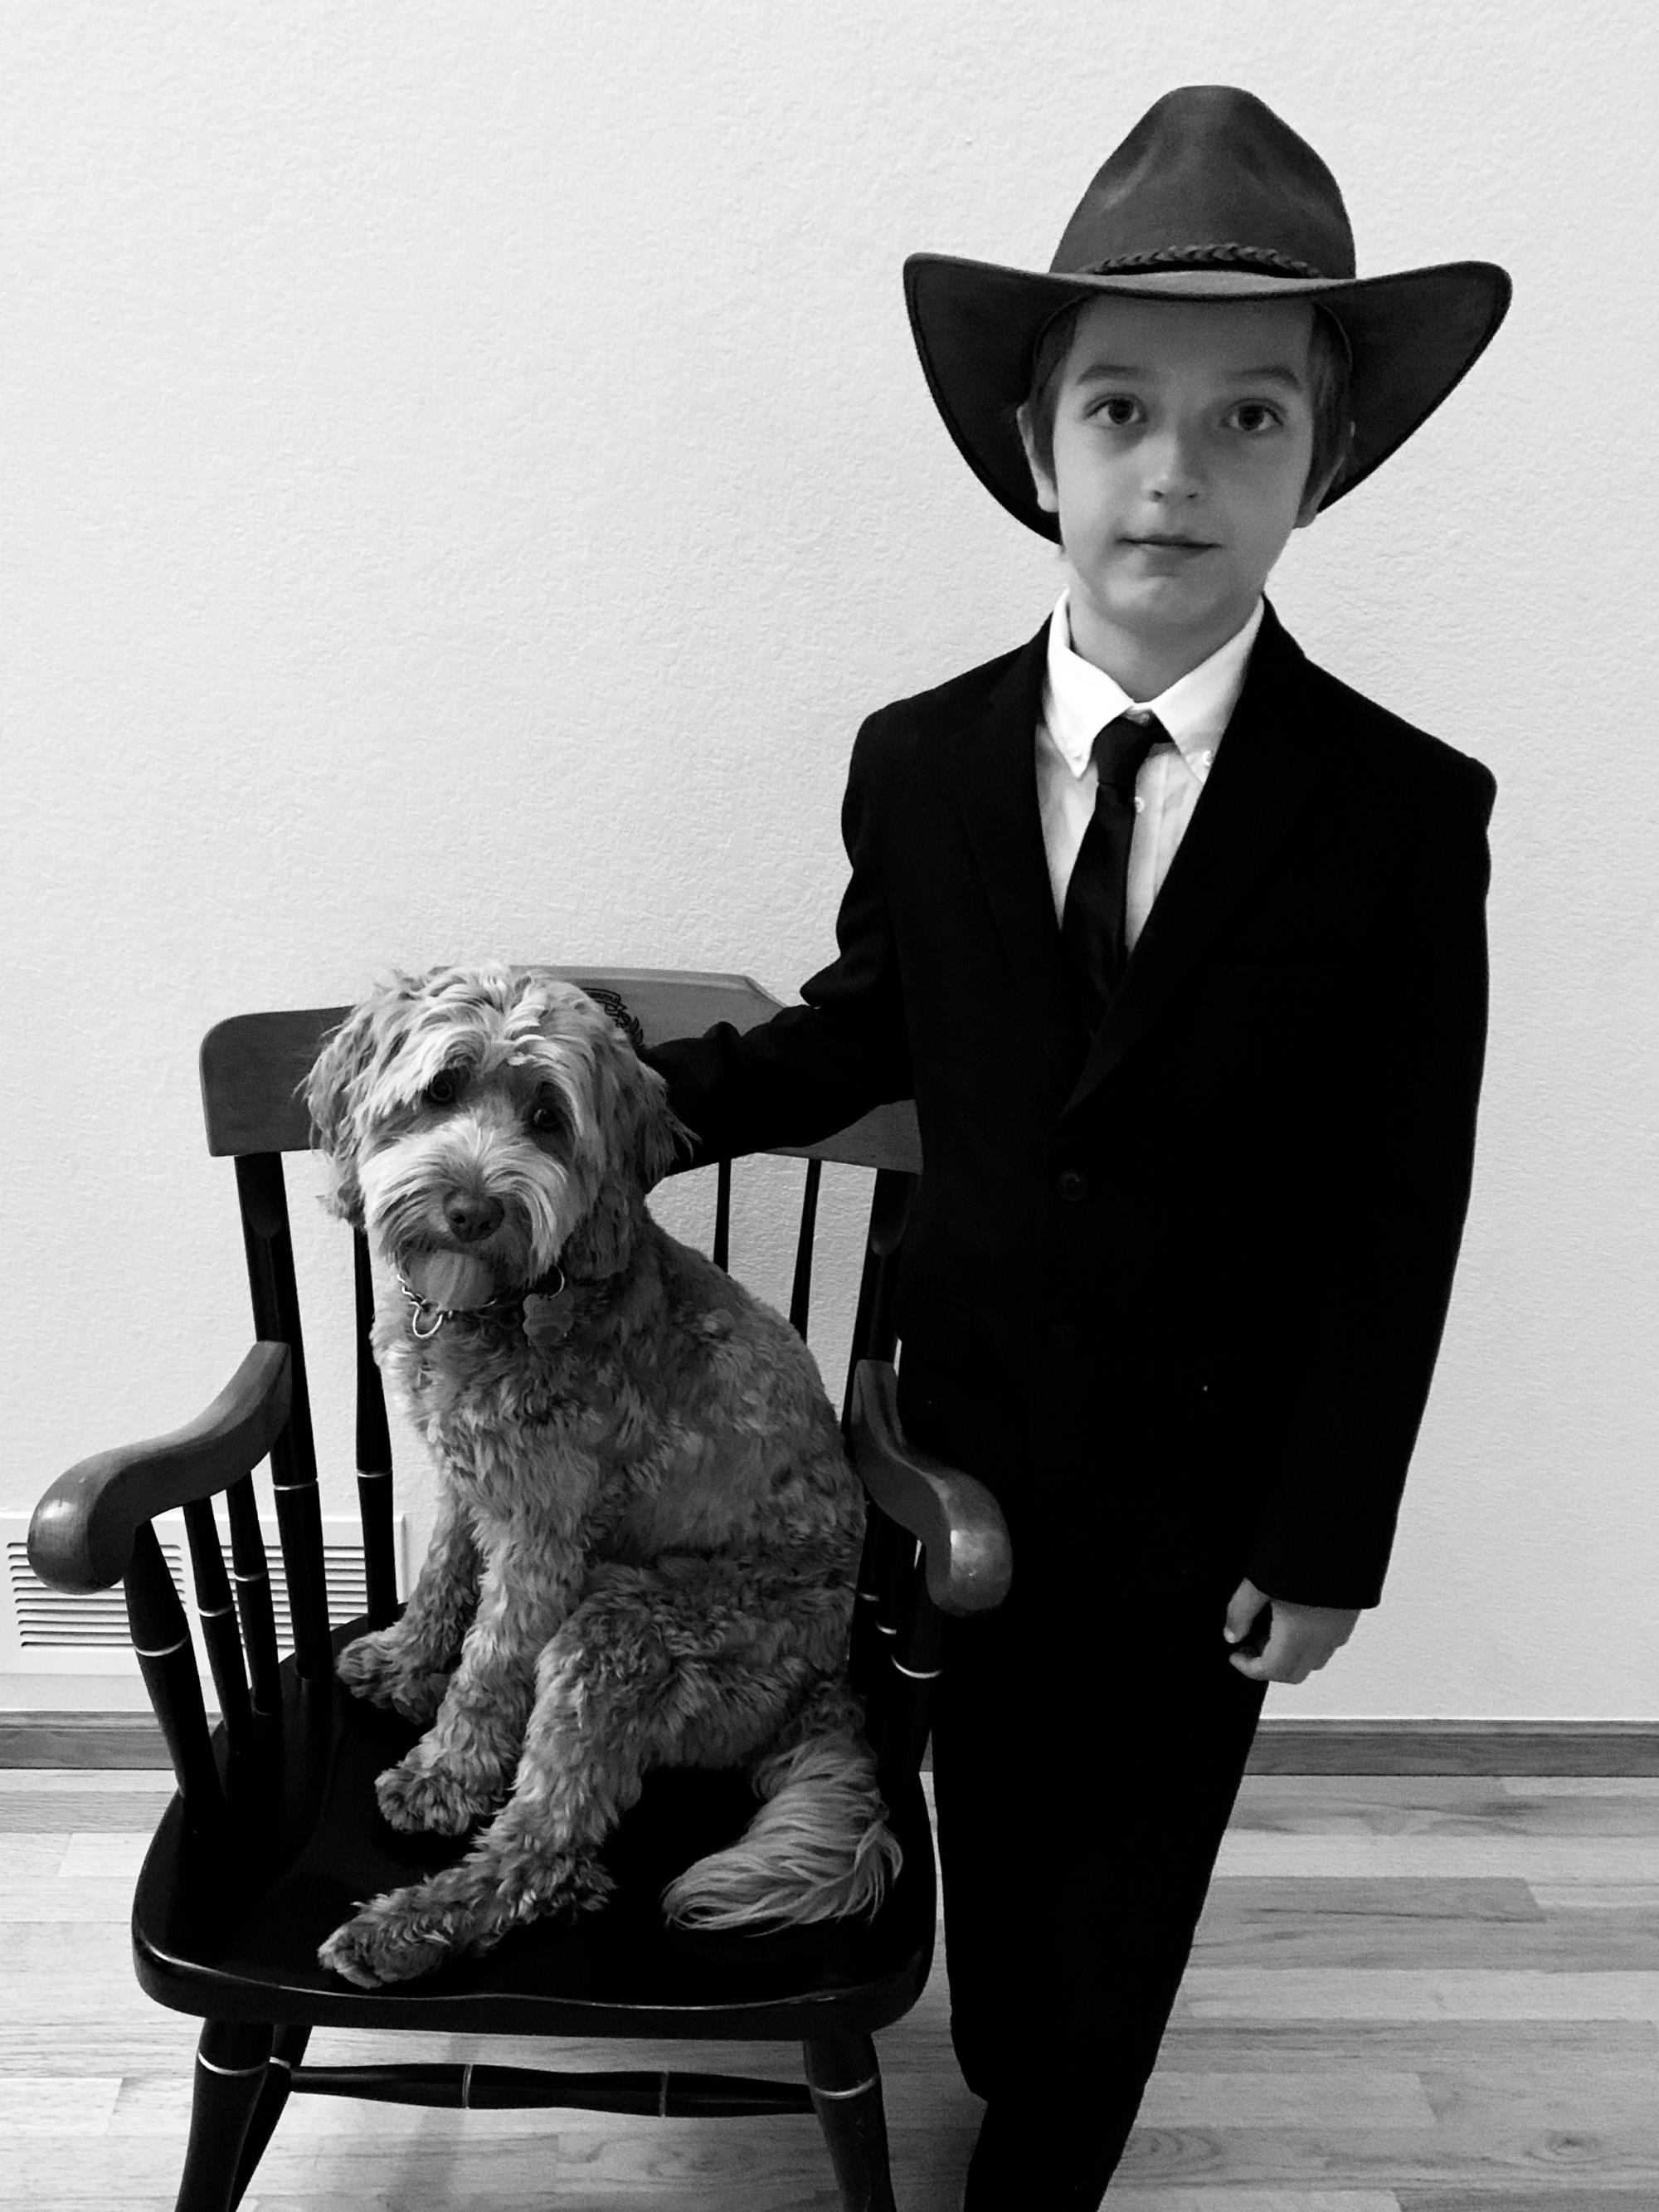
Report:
899,1355,1268,2203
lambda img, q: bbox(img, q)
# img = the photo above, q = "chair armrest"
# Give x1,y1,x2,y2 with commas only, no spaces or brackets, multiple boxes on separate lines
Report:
28,1342,292,1595
847,1360,1012,1617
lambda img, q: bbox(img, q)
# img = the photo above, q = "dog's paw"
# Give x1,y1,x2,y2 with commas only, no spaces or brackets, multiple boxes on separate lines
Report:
318,1889,451,1988
317,1854,615,1986
375,1756,503,1837
556,1851,616,1919
337,1630,451,1723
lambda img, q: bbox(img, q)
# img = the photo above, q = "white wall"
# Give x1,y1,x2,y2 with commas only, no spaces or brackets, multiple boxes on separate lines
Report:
4,0,1656,1720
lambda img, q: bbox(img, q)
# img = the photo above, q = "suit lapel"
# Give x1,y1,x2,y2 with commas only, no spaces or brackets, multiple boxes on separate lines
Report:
953,621,1076,1069
1062,602,1327,1116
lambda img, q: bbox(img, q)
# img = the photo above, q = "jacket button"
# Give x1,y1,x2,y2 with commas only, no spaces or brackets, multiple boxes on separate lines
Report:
1056,1170,1087,1202
1048,1323,1078,1352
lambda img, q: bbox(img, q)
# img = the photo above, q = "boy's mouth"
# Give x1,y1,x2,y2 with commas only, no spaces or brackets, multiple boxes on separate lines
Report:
1122,532,1219,551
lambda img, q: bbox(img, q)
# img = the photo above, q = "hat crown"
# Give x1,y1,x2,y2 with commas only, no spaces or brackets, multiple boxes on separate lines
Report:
1050,85,1356,281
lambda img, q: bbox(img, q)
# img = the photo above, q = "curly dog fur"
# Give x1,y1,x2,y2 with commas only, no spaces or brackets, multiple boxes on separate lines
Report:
304,963,899,1989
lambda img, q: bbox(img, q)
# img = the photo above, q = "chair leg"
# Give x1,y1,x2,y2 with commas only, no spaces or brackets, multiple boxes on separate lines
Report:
804,2029,897,2212
174,2020,273,2212
228,2023,311,2210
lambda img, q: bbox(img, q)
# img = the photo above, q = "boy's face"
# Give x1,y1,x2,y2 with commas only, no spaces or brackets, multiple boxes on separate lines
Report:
1019,294,1326,682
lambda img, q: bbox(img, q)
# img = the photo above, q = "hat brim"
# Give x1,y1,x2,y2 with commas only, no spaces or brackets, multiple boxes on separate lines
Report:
903,254,1512,538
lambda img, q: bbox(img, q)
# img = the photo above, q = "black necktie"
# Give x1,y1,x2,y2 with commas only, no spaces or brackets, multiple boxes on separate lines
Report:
1060,710,1168,1035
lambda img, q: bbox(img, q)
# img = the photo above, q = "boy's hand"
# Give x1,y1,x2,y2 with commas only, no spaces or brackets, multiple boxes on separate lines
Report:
1223,1576,1360,1684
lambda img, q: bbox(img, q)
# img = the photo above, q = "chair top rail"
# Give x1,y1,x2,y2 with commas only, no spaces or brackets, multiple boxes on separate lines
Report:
199,967,921,1174
28,1342,292,1596
848,1361,1012,1618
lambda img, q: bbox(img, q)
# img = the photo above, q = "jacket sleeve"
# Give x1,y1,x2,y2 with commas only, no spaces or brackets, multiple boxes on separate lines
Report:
1243,757,1496,1609
642,715,912,1169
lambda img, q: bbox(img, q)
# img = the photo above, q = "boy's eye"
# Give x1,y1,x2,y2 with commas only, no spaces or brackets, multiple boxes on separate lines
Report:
1094,395,1144,427
1226,401,1284,434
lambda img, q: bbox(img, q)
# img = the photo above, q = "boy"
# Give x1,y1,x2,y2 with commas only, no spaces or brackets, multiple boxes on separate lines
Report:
646,86,1508,2207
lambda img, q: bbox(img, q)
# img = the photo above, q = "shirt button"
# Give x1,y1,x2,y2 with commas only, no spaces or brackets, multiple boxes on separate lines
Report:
1056,1170,1087,1202
1048,1323,1078,1352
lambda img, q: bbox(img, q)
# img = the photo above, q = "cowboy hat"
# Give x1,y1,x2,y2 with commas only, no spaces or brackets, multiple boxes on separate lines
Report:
903,85,1511,537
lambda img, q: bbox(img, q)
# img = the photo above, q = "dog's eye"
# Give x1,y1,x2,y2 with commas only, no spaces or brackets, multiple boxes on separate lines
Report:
528,1099,566,1137
424,1071,461,1107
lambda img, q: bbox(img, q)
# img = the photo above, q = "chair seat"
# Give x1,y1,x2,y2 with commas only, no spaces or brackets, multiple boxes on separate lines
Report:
134,1636,936,2042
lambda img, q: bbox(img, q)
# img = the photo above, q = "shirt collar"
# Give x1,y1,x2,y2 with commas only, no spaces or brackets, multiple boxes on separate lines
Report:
1042,592,1265,780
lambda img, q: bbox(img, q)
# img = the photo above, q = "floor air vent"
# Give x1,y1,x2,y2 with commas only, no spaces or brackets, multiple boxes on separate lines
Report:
1,1509,406,1687
7,1534,187,1649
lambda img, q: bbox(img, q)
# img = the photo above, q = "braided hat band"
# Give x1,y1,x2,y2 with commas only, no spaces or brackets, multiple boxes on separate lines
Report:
1086,244,1327,279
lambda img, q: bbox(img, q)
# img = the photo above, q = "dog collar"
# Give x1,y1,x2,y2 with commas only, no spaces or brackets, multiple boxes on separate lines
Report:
399,1261,568,1342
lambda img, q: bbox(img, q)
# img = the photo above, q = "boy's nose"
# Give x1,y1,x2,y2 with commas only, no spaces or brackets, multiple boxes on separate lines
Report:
1143,430,1205,500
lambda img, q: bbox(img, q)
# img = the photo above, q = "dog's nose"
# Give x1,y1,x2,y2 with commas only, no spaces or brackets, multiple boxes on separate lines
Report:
442,1192,504,1243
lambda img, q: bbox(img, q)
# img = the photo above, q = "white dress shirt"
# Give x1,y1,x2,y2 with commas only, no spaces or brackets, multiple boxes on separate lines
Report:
1036,594,1264,948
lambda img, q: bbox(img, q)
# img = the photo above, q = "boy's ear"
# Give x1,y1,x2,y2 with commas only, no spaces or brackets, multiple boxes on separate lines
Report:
1296,418,1357,529
1015,402,1060,517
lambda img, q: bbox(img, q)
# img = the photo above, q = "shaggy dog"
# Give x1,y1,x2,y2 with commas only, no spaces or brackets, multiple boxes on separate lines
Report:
304,964,899,1990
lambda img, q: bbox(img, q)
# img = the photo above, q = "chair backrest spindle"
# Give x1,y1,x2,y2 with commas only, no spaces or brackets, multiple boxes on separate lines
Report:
787,1157,822,1338
232,1153,333,1678
125,1522,225,1820
713,1157,732,1273
840,1169,912,1428
843,1167,917,1711
181,1498,256,1776
862,1170,912,1357
353,1232,399,1627
221,1472,283,1722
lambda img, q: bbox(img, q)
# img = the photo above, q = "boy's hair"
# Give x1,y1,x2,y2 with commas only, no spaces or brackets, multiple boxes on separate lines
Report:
1018,300,1353,509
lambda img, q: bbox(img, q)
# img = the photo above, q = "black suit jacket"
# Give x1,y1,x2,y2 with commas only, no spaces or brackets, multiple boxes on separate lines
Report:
647,603,1496,1610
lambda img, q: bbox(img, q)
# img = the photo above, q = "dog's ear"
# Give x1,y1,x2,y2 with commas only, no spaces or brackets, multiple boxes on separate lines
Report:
572,990,689,1193
304,1006,380,1226
303,977,424,1226
624,1052,691,1192
561,1027,690,1279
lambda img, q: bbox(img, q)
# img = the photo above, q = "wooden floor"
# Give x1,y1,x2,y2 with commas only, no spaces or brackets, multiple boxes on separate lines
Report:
5,1770,1659,2210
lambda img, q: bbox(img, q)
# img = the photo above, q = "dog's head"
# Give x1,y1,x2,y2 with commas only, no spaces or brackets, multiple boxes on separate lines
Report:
304,966,686,1290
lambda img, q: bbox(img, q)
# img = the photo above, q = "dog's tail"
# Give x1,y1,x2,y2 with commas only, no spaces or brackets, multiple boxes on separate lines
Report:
660,1693,902,1932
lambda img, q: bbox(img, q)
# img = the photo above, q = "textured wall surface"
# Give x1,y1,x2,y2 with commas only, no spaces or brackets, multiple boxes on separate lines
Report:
5,1,1657,1718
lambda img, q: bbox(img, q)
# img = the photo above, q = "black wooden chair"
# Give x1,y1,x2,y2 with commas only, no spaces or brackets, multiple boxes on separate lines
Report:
27,969,1012,2212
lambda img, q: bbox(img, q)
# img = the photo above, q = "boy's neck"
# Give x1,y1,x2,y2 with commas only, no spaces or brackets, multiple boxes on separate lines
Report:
1063,593,1258,703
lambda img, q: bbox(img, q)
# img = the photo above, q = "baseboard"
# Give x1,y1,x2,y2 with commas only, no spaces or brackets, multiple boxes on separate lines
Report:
1246,1719,1659,1776
0,1711,174,1767
7,1711,1659,1776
